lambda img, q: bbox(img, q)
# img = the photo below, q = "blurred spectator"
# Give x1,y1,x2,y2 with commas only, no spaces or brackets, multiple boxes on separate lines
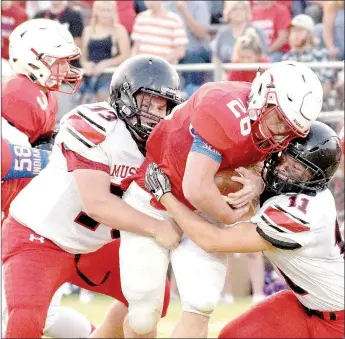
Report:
322,1,344,61
34,1,84,67
78,0,130,103
252,0,293,13
222,253,266,304
305,1,324,24
134,0,147,14
213,1,267,64
227,28,269,82
24,1,51,19
116,1,136,34
282,14,337,111
206,0,224,24
166,1,212,97
131,1,187,64
1,0,28,60
251,0,291,62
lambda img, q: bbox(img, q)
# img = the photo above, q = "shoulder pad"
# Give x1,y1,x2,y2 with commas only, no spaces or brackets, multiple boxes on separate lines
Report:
252,194,312,250
60,102,118,148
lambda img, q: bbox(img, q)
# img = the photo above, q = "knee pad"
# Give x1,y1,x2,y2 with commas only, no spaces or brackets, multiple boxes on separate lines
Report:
127,301,162,335
182,291,220,317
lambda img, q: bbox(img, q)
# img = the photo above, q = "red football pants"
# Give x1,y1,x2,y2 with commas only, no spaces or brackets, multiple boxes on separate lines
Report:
1,178,31,220
2,217,170,338
218,290,344,338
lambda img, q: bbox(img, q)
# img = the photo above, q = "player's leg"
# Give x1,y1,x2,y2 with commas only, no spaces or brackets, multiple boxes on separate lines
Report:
119,231,169,338
218,290,309,338
72,239,171,338
170,233,228,338
246,252,265,303
120,183,171,337
2,217,74,338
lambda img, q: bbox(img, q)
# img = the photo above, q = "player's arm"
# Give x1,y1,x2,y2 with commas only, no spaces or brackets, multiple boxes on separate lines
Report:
1,138,50,181
182,132,249,225
146,162,272,253
162,192,273,253
73,168,163,237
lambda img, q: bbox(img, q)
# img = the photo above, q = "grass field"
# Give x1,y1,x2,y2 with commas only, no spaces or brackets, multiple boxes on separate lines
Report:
61,294,253,338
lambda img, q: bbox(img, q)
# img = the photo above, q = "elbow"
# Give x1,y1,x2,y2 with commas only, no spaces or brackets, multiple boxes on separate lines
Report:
82,197,106,222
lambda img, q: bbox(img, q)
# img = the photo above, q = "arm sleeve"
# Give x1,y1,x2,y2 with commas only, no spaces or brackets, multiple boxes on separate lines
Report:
189,129,222,163
252,197,312,250
1,139,50,181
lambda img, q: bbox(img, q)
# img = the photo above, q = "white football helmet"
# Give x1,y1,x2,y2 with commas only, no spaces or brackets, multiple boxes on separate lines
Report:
9,19,83,94
248,60,323,154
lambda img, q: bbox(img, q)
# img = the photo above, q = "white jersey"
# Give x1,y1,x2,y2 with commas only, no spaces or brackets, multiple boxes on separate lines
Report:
252,189,344,311
10,102,145,254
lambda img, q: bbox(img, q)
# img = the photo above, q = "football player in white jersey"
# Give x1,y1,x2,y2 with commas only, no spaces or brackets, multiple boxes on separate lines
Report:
2,55,184,338
146,121,344,338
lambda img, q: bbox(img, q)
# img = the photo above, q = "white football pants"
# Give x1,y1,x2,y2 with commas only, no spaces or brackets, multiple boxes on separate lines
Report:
120,182,227,334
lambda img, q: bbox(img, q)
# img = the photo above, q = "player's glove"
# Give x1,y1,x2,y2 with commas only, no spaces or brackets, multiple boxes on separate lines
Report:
145,162,171,201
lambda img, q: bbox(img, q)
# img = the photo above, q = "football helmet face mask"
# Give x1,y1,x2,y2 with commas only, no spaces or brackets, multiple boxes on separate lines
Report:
262,121,342,194
109,55,184,141
9,19,82,94
248,61,323,154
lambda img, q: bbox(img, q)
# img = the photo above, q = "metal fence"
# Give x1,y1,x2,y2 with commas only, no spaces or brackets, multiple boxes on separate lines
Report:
103,60,345,81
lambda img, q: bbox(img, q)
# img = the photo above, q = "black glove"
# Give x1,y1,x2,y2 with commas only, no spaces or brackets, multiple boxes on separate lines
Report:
145,162,171,201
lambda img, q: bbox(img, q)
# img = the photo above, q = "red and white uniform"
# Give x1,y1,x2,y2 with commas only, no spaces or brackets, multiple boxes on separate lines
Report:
339,126,344,155
2,103,170,338
219,190,344,338
1,75,58,217
119,82,266,325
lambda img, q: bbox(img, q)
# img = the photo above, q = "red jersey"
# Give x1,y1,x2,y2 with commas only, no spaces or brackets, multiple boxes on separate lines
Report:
2,75,58,219
2,75,58,144
227,57,269,83
124,81,265,210
251,2,291,53
1,3,28,60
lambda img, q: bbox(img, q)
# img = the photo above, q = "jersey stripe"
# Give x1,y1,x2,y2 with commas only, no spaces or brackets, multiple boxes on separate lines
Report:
264,206,310,233
256,227,301,250
68,114,106,145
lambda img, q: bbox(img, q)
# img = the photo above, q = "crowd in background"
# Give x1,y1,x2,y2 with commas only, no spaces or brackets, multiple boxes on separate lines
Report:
1,0,344,303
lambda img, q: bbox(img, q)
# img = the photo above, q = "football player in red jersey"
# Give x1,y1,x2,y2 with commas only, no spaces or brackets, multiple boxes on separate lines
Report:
1,19,99,339
117,61,325,338
146,121,344,339
1,18,83,219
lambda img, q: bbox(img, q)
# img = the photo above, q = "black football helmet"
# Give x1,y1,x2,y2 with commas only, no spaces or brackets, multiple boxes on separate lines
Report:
109,55,184,141
263,121,342,195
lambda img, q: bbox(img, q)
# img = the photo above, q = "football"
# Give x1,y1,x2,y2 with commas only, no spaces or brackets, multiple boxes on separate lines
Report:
214,164,262,221
214,168,243,195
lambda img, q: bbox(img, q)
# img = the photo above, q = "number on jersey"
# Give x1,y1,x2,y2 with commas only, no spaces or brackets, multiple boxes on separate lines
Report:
226,99,251,136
